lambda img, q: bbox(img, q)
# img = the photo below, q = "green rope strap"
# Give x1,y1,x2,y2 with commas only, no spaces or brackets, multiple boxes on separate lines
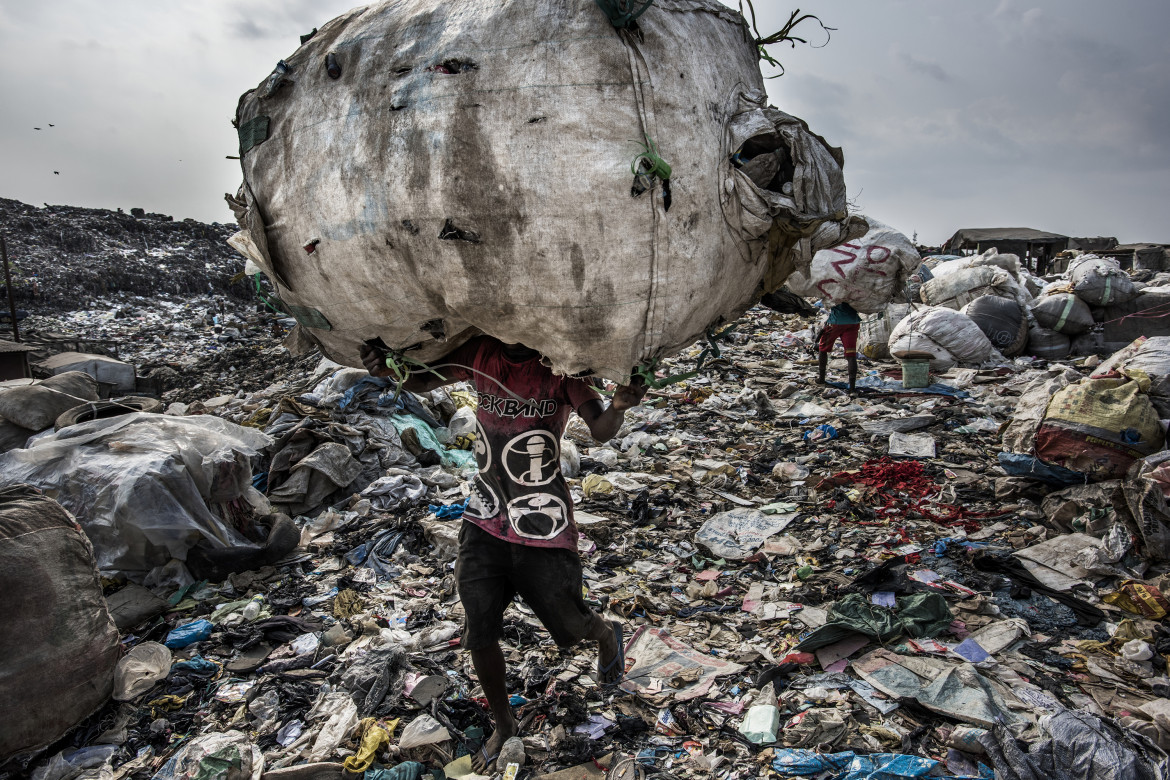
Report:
594,0,654,29
632,323,737,389
253,273,284,314
630,134,671,182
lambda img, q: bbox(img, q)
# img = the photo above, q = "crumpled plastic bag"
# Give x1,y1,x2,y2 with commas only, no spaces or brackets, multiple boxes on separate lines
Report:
305,691,360,761
361,469,428,510
113,641,173,701
398,714,451,749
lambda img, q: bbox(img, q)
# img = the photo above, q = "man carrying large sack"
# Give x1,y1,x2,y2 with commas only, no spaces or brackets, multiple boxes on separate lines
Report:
362,337,645,772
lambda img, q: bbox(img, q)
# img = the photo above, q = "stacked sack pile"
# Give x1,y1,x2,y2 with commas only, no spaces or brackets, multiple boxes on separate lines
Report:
1028,253,1157,360
878,248,1038,370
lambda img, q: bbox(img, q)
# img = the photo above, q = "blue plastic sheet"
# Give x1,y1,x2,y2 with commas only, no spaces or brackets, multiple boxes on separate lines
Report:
429,498,468,519
170,656,219,676
996,452,1088,486
803,424,839,442
164,619,213,649
773,750,992,780
773,749,855,775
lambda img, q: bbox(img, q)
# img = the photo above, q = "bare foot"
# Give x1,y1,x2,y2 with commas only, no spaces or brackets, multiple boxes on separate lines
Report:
597,621,623,684
472,712,517,774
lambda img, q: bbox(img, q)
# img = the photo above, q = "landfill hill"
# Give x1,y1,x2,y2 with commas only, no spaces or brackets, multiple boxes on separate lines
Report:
0,197,310,402
0,197,248,307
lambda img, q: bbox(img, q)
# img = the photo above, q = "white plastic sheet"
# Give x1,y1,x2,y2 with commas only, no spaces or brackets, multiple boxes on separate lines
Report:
0,412,272,579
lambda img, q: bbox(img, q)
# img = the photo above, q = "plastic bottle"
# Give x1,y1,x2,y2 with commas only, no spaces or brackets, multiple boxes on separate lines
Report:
242,595,264,621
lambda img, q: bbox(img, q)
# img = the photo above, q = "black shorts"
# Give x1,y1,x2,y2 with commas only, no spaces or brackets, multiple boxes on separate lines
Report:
455,521,594,651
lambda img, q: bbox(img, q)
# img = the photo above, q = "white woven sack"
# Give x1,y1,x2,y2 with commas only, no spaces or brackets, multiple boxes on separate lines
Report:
229,0,855,381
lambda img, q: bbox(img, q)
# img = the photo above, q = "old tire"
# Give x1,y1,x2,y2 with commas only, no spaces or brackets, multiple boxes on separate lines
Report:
55,396,164,430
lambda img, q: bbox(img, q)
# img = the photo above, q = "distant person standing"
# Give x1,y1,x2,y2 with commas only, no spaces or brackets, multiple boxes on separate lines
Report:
817,302,860,391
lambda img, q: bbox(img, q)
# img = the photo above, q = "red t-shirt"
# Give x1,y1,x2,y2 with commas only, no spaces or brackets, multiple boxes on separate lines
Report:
441,337,600,550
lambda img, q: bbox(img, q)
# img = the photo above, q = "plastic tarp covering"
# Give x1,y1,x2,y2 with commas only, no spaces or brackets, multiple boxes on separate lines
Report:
851,648,1033,728
0,485,120,759
1035,377,1164,481
978,708,1169,780
962,295,1027,356
889,306,995,370
785,217,921,314
1031,293,1093,335
230,0,857,382
0,413,273,579
1069,254,1139,307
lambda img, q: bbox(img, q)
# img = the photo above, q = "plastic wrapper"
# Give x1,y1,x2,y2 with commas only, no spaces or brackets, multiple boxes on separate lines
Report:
113,642,173,701
397,714,451,749
150,730,263,780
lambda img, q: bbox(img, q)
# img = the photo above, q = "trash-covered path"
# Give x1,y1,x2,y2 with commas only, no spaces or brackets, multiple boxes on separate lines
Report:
7,279,1170,779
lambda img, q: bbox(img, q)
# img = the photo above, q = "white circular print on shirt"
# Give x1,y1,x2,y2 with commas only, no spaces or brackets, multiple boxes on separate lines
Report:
502,430,560,487
506,493,569,540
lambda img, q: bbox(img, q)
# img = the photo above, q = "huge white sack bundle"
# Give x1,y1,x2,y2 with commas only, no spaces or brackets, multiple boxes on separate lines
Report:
1068,254,1138,306
967,248,1023,278
229,0,857,381
920,266,1021,310
785,217,920,313
889,306,995,370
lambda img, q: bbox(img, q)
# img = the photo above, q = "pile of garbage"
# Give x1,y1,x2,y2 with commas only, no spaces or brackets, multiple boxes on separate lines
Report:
0,198,248,307
6,286,1170,779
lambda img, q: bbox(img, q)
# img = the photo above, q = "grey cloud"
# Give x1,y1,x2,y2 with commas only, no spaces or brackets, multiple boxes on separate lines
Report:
894,50,952,83
230,17,267,40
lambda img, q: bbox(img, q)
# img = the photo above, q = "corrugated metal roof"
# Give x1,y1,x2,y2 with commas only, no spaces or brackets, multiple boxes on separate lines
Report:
0,340,36,354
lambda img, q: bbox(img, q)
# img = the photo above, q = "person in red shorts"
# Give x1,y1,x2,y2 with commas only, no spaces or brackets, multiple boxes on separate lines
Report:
361,336,646,772
817,302,861,391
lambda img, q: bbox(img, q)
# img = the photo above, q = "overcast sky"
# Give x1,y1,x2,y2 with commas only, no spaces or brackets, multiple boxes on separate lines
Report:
1,0,1167,246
